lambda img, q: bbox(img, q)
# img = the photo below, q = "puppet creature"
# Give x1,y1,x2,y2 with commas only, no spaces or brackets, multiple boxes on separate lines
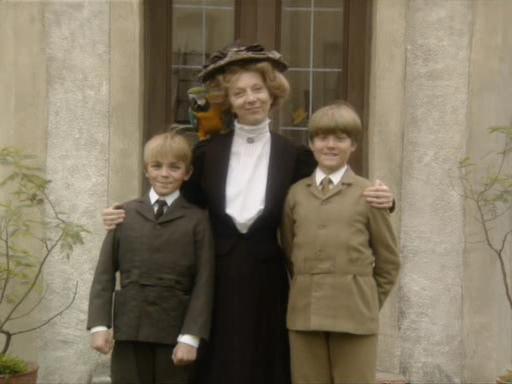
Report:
187,86,227,140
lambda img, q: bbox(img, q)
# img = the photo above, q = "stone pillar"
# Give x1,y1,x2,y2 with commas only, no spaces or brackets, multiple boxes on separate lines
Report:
40,2,111,383
399,1,472,383
368,0,407,374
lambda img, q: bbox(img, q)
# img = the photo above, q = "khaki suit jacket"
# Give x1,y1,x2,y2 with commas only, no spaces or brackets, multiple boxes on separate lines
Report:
87,195,214,344
281,169,400,335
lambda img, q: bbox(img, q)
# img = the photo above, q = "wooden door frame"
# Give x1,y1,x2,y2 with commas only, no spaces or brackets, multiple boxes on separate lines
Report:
342,0,372,176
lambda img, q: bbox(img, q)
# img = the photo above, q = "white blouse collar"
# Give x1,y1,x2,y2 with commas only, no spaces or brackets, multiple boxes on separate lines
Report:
233,118,270,143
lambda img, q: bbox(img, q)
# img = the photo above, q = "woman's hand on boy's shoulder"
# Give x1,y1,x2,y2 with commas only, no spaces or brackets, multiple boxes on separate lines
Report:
102,204,126,230
172,342,197,366
362,179,394,209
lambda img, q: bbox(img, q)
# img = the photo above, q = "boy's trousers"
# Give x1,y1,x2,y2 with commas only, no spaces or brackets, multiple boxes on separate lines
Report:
111,340,191,384
289,330,377,384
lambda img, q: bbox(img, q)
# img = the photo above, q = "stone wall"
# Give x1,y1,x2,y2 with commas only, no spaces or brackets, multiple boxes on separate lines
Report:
463,1,512,382
0,1,143,382
369,1,512,383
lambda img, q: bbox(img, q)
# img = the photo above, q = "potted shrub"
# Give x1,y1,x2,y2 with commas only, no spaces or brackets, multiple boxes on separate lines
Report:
458,126,512,384
0,147,88,383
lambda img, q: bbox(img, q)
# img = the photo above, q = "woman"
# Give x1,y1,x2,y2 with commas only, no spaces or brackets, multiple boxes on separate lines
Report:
103,43,393,384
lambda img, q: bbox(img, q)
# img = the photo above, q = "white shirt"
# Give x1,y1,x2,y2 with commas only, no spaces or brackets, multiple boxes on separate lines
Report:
149,187,179,211
91,188,200,348
225,118,271,233
315,165,348,188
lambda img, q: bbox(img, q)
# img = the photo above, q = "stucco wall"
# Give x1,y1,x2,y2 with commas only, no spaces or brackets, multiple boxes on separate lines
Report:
0,0,48,364
369,0,407,374
370,1,512,383
463,1,512,382
0,1,143,382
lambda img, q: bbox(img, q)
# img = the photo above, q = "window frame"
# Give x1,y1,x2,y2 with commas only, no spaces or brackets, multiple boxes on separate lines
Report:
143,0,372,175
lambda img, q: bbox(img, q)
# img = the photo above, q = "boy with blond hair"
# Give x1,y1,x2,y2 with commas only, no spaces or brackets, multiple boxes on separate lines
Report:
281,102,400,384
87,132,214,384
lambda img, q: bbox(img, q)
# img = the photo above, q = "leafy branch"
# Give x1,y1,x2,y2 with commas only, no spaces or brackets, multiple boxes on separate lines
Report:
459,126,512,310
0,147,88,356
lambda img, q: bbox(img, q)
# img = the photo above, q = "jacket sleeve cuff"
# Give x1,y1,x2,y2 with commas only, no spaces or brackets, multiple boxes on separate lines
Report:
177,334,200,348
90,325,109,334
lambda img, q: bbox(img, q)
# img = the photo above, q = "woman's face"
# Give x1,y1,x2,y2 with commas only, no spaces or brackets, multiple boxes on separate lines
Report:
227,71,273,126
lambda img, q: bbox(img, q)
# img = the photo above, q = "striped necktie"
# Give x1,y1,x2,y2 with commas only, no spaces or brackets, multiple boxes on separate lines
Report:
320,177,333,195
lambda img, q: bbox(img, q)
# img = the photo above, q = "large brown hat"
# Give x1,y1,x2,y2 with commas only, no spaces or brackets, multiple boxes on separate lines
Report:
198,43,288,83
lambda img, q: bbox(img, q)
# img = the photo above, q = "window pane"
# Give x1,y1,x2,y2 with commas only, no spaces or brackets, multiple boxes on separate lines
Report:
173,8,203,66
171,68,201,124
313,7,344,68
280,0,345,142
174,0,233,5
312,71,342,112
279,127,309,146
282,0,311,8
280,70,310,128
315,0,343,8
205,8,235,58
281,8,311,68
172,1,235,125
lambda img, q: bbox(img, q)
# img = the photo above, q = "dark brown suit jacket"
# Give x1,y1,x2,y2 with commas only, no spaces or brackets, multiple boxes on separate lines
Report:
87,195,214,344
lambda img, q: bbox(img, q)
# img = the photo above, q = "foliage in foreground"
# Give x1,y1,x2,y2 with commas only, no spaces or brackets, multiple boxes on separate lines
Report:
0,147,88,361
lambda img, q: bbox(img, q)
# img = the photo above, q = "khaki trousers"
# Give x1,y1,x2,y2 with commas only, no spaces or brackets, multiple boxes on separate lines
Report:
111,341,191,384
289,331,377,384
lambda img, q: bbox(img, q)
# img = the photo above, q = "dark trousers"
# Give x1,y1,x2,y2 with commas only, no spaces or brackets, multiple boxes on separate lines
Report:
111,341,191,384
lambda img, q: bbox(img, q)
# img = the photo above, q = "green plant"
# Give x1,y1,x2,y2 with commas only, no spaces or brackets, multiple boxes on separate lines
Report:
458,125,512,311
0,354,27,376
0,147,88,369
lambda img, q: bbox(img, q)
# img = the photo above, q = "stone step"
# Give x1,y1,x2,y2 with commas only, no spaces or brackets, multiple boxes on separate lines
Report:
90,365,408,384
377,371,408,384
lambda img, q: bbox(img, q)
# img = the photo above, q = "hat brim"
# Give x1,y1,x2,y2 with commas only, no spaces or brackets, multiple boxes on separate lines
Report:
198,52,288,83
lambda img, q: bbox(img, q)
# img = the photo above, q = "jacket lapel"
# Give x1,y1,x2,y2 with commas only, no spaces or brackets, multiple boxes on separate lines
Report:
158,196,186,224
205,132,233,215
134,195,187,224
308,167,355,200
134,197,156,222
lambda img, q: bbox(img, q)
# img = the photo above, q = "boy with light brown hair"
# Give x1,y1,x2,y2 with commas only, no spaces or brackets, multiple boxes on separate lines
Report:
87,132,214,384
281,101,400,384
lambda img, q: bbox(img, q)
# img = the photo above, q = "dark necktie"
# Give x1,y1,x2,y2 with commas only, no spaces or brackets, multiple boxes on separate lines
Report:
154,199,167,220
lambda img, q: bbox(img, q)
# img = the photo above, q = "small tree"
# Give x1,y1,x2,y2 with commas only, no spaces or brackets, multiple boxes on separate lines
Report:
0,147,88,359
459,126,512,311
459,126,512,383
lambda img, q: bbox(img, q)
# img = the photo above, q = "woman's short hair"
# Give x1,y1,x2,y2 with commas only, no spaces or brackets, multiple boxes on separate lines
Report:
206,61,290,111
308,101,363,143
143,132,192,169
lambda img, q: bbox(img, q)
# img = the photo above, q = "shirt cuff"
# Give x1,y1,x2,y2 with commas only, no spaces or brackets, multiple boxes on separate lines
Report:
177,334,200,348
90,326,109,334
